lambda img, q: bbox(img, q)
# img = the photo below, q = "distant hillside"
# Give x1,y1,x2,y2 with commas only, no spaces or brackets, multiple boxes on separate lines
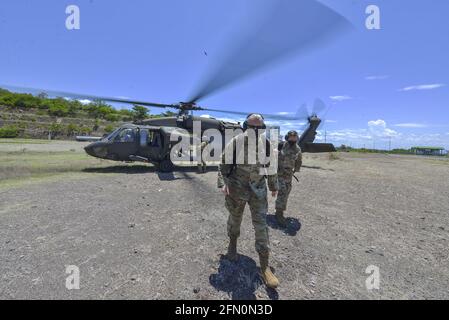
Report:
0,88,175,139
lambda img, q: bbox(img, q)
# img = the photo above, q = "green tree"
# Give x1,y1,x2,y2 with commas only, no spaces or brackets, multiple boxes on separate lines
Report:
48,104,69,117
48,123,64,138
93,119,100,131
132,105,149,121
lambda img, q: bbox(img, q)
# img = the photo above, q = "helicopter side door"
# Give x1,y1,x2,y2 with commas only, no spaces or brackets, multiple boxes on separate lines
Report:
108,127,139,160
138,129,163,161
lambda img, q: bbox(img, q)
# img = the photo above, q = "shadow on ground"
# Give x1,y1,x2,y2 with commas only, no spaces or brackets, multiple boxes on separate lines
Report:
266,214,301,236
83,165,156,174
209,255,278,300
83,165,208,181
302,165,334,172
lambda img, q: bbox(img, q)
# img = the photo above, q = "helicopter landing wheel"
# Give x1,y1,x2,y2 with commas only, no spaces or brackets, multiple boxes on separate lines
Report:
159,159,175,173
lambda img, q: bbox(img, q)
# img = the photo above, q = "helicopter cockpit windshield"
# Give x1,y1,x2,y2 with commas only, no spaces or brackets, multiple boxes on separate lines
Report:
103,128,121,141
103,127,137,143
116,128,136,142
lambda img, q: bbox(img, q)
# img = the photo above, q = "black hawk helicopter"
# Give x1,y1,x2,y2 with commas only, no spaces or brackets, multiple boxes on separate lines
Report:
4,0,351,171
81,100,334,172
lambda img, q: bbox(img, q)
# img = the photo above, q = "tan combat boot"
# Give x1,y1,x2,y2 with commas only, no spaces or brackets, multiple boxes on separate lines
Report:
275,210,287,228
259,252,279,289
225,237,238,261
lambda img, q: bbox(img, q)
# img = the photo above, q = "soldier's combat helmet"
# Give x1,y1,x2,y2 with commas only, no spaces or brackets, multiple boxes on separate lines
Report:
285,130,299,141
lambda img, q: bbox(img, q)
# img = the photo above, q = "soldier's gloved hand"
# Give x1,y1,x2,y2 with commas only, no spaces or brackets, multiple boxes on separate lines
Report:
271,191,277,197
221,185,230,196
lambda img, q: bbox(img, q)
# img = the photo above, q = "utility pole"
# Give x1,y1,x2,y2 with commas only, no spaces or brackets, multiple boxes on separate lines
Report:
389,137,392,151
324,130,327,143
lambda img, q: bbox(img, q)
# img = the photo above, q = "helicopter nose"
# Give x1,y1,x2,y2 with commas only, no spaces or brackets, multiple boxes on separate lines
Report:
84,145,96,157
84,143,108,158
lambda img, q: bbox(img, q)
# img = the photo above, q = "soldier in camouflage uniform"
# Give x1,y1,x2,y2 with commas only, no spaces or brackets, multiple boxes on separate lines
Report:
275,130,302,227
217,114,280,289
197,135,209,173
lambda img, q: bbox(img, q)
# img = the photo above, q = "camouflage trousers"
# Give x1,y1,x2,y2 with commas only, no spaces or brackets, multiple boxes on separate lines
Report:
275,175,293,212
225,193,270,254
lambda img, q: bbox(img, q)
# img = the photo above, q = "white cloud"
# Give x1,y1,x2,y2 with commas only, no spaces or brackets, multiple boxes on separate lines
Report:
78,99,92,105
276,111,293,115
325,120,337,123
398,83,445,92
394,123,428,128
365,75,389,80
63,97,91,105
320,121,449,149
329,95,352,102
325,129,372,140
368,119,398,138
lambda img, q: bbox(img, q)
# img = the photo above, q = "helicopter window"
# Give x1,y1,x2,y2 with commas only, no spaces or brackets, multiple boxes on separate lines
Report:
116,128,136,143
147,131,154,145
105,128,121,141
147,131,160,147
140,129,148,147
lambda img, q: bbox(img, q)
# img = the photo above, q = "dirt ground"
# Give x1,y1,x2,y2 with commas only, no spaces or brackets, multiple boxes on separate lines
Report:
0,140,448,300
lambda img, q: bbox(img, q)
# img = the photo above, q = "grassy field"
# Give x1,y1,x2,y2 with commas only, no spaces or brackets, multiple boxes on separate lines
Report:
0,138,51,144
0,139,113,189
0,150,107,189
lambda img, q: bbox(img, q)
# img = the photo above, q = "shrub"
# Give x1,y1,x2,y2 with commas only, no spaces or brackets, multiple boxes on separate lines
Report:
66,123,80,136
49,123,64,135
104,124,115,133
105,113,120,122
0,126,20,138
79,126,91,135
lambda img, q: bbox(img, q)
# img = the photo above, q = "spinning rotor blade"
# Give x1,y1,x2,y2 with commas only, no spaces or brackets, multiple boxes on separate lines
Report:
311,98,333,132
188,0,352,103
2,85,174,109
295,103,310,120
3,85,308,120
198,105,308,121
311,98,326,116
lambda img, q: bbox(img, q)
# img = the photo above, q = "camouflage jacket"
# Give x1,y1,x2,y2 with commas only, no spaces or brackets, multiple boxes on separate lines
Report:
217,132,279,200
277,141,302,177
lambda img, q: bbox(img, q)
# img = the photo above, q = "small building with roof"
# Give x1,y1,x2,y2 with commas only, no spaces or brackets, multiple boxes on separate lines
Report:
411,146,446,156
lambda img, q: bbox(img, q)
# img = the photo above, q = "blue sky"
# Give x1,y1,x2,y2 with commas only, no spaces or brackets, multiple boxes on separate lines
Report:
1,0,448,149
